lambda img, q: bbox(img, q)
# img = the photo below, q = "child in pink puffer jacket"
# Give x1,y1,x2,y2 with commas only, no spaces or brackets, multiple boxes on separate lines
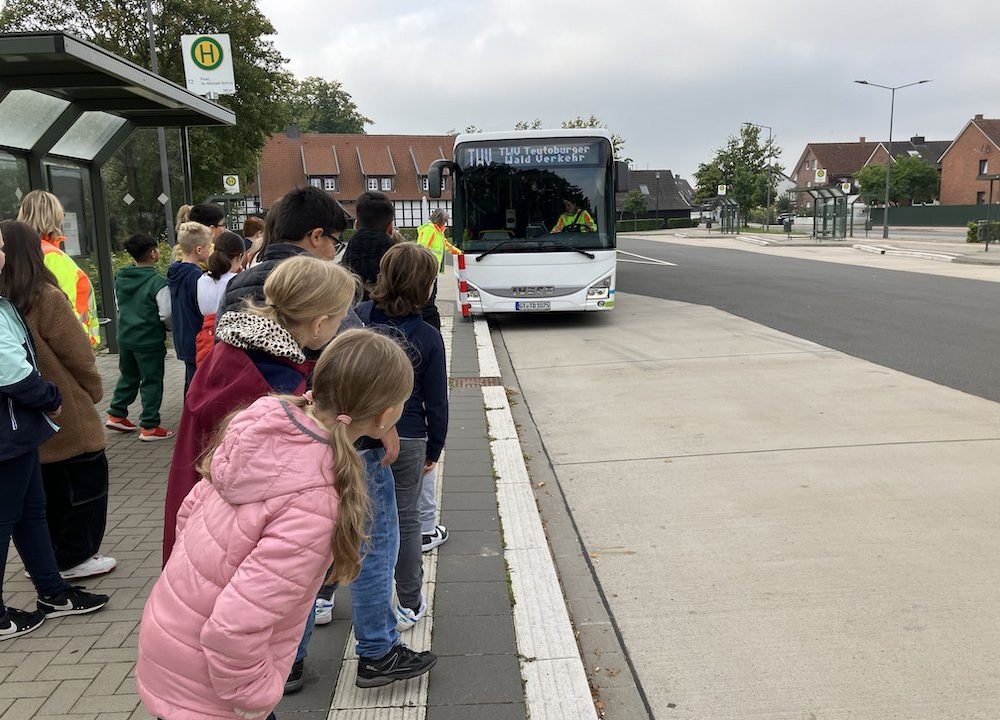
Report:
136,329,414,720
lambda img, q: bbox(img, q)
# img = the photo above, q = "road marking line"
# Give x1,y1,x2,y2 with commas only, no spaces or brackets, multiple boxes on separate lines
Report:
616,249,677,266
327,317,453,717
476,319,599,720
619,258,672,266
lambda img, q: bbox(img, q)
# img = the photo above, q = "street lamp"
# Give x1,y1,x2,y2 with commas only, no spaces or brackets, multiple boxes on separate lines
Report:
655,171,660,218
854,79,932,239
743,122,774,231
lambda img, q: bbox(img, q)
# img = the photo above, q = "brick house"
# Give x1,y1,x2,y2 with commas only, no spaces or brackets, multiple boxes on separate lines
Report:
938,114,1000,205
251,129,456,227
791,139,888,208
791,136,949,208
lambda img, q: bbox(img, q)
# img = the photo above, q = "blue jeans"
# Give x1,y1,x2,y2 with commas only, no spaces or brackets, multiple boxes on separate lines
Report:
352,448,400,659
294,448,399,662
1,450,67,613
295,602,316,663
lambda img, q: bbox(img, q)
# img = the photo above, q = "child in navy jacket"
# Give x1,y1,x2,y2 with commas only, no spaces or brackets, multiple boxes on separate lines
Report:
168,222,211,395
355,243,448,632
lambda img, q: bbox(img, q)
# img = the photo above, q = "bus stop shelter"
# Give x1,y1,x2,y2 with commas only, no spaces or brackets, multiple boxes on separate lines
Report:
707,196,740,234
792,186,849,240
0,31,235,350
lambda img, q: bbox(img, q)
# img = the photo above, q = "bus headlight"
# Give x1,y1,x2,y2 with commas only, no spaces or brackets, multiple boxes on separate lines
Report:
587,276,612,300
465,283,481,301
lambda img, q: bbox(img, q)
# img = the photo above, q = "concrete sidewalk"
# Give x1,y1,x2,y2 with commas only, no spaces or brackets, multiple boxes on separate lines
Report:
0,279,566,719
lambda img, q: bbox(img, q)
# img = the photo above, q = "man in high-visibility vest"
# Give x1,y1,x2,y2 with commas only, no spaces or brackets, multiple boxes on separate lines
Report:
416,209,462,331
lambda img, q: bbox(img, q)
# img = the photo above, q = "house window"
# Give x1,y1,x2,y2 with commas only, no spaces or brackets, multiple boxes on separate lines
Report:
367,177,379,191
977,191,986,204
309,177,322,189
324,177,338,192
381,177,393,191
980,159,989,175
421,176,429,192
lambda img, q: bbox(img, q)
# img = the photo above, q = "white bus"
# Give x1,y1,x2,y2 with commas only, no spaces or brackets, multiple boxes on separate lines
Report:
428,129,629,314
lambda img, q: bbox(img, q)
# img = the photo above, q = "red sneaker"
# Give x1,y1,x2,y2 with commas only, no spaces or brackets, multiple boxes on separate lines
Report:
106,415,137,432
139,426,176,442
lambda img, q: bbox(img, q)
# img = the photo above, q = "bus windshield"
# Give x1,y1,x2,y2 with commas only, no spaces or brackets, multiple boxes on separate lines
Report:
455,139,613,254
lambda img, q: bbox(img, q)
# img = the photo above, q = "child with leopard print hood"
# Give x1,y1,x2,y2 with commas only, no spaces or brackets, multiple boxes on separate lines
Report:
162,256,356,565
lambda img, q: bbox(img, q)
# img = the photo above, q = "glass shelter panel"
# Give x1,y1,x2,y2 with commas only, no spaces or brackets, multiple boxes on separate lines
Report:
50,112,127,160
0,150,29,218
0,90,70,150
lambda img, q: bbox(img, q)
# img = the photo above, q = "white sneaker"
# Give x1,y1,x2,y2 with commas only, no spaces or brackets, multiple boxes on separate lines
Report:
314,596,335,626
421,525,449,553
395,597,428,632
60,555,117,580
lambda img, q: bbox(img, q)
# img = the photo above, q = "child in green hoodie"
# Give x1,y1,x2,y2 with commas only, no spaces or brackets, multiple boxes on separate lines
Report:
107,234,174,441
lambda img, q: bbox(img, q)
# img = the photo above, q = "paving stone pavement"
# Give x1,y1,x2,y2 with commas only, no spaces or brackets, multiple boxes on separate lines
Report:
1,292,533,720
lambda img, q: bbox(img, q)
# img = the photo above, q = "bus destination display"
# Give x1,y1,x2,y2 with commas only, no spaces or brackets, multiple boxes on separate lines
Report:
461,141,603,168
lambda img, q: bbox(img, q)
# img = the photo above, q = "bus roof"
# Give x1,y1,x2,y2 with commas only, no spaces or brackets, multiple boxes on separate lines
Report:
454,128,613,147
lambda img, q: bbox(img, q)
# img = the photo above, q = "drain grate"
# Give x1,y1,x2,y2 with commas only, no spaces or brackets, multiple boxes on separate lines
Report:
450,376,503,388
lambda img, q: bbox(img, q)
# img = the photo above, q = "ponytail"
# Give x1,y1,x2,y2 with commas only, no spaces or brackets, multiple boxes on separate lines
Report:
325,421,370,583
205,231,245,280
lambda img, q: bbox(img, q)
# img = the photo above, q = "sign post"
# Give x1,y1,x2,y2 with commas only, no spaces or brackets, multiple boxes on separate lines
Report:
814,168,828,184
181,34,236,96
223,174,240,195
717,184,727,196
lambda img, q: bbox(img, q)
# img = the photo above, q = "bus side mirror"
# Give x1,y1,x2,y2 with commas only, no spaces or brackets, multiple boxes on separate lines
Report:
615,161,630,193
428,160,459,199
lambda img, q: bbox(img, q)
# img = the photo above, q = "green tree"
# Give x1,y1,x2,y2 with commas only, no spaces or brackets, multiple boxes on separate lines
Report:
0,0,290,201
561,115,629,164
623,188,647,230
284,76,371,134
693,125,782,224
514,119,543,130
854,154,940,206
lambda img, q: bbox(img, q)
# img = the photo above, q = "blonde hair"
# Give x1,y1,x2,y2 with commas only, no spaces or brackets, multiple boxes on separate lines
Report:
310,329,414,582
247,255,356,330
196,329,414,585
175,204,192,226
370,242,438,317
17,190,64,239
177,221,212,255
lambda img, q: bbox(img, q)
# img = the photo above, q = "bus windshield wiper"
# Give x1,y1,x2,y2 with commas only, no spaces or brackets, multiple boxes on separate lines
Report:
475,240,518,261
538,237,596,259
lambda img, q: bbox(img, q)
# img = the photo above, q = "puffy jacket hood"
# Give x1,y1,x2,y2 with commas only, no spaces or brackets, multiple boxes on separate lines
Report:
166,261,203,286
209,396,332,506
115,265,163,296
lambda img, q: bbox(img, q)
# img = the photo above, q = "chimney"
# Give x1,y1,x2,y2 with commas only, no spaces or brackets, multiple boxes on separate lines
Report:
910,135,925,144
975,114,984,121
286,123,300,139
859,136,866,142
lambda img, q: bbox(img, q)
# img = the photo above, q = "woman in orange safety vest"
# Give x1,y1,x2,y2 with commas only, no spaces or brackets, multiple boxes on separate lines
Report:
18,190,101,347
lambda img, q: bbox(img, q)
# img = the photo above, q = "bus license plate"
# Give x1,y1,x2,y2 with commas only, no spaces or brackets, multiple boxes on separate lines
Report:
516,301,550,312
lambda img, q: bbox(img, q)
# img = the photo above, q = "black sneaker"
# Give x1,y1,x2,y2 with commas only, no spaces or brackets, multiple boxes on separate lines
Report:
283,659,304,695
356,644,438,688
0,608,45,641
37,587,109,618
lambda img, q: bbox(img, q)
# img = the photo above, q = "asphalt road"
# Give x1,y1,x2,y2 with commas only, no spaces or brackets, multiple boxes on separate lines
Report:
617,236,1000,402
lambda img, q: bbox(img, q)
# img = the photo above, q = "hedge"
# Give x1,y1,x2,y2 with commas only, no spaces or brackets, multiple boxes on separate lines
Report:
615,218,665,232
967,221,1000,243
666,218,698,229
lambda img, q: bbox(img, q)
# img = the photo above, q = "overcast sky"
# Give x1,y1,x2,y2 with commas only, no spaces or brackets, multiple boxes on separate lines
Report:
257,0,1000,183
